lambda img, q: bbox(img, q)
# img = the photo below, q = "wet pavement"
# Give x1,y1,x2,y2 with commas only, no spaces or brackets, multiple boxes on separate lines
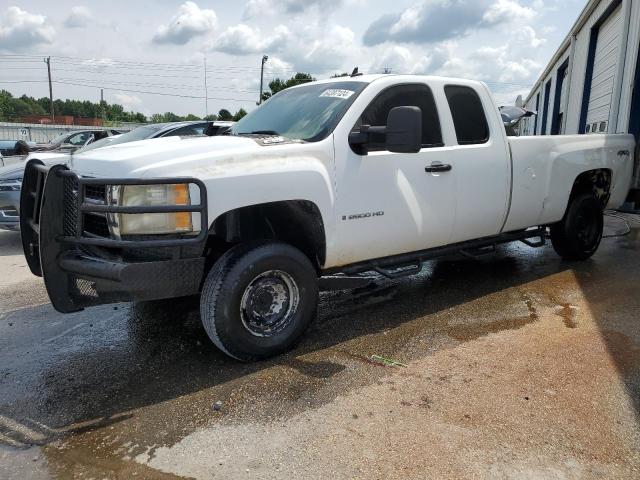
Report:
1,215,639,479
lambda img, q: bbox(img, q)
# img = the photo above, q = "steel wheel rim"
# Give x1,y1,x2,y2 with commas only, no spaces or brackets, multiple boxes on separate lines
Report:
240,270,300,337
575,209,600,250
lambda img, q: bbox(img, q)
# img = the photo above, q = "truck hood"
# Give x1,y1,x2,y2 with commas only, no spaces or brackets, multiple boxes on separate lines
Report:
70,135,285,177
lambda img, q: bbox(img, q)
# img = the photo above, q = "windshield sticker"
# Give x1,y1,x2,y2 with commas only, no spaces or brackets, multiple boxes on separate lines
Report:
320,89,355,99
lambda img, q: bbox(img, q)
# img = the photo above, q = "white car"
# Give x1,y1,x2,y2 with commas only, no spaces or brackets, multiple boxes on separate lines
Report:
21,74,635,361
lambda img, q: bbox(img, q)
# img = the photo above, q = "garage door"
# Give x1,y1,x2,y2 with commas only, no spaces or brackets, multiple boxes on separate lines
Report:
585,3,623,134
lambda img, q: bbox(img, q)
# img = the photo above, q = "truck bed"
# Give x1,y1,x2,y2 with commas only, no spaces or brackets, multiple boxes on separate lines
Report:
503,133,635,232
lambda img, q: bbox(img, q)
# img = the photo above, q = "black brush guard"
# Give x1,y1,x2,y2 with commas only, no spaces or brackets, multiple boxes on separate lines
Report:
20,160,208,313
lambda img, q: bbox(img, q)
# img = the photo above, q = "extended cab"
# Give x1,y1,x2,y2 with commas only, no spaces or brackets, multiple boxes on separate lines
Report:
21,75,635,360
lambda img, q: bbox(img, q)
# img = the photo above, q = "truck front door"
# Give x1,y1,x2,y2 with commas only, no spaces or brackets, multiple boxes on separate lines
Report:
333,83,456,265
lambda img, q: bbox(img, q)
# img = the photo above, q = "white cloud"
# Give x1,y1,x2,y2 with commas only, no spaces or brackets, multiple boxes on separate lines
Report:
211,22,356,74
81,58,116,71
516,26,547,48
243,0,344,19
0,6,55,52
482,0,536,25
368,44,449,75
364,0,539,46
113,92,143,111
294,25,356,72
152,1,217,45
213,24,290,55
63,6,92,29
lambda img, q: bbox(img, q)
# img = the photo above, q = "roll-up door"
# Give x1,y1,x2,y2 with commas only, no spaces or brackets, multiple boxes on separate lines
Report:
585,3,623,133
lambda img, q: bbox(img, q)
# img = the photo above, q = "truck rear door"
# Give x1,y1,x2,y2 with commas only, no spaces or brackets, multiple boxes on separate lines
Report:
441,84,511,242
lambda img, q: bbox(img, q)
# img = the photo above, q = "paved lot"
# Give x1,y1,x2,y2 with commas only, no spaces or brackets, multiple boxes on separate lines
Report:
1,216,639,479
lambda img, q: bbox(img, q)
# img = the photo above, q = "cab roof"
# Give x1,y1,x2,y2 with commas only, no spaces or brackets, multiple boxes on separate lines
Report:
295,73,488,90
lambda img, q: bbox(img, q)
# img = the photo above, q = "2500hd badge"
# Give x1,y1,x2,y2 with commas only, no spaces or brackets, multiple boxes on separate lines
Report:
342,211,385,221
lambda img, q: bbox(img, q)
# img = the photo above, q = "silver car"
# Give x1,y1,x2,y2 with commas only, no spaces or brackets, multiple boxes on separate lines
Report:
0,162,23,230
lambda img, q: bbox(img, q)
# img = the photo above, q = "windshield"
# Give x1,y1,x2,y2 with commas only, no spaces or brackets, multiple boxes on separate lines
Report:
230,81,368,142
48,133,69,144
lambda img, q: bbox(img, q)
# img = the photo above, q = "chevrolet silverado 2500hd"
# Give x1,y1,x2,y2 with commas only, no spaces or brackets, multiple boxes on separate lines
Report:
20,75,635,361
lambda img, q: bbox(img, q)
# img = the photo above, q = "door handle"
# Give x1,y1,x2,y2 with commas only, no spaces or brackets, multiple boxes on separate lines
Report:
425,163,452,173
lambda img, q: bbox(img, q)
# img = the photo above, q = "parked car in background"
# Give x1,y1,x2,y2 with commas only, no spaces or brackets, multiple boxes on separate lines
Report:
71,120,234,154
0,140,38,158
31,129,123,153
1,140,38,166
0,162,24,230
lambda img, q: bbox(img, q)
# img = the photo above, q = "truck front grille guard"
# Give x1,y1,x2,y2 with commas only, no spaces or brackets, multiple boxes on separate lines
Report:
22,160,208,258
20,160,209,312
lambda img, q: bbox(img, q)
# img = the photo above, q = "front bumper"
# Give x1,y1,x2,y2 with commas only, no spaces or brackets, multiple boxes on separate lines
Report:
21,160,209,313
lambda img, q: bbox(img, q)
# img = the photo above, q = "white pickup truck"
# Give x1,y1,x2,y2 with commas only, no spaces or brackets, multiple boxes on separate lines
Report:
21,74,635,361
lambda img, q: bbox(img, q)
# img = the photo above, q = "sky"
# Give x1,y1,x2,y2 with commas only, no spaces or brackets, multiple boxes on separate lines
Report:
0,0,588,119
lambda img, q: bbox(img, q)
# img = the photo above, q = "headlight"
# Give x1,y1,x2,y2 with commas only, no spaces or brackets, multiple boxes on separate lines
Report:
111,184,198,235
0,178,22,192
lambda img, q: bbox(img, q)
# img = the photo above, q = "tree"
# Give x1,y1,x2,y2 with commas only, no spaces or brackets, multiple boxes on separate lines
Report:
331,72,349,78
217,109,233,121
204,114,218,121
233,108,247,121
261,73,316,102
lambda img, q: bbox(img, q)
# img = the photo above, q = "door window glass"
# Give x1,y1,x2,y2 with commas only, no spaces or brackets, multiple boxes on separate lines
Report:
444,85,490,144
355,84,443,152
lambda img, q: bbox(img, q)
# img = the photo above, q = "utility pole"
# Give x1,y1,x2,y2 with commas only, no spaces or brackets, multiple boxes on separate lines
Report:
100,89,105,124
44,56,54,123
258,55,269,105
203,57,209,118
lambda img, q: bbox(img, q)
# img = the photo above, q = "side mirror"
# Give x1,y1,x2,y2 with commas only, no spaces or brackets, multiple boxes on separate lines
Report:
348,106,422,155
385,106,422,153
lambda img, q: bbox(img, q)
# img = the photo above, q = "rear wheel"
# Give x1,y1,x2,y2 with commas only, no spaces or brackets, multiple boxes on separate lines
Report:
550,193,603,260
200,241,318,361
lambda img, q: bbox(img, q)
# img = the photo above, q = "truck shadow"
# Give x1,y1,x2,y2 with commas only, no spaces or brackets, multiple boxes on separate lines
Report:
1,219,638,449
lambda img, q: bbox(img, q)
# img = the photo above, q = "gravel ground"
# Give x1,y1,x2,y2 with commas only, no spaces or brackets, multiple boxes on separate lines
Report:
0,215,639,479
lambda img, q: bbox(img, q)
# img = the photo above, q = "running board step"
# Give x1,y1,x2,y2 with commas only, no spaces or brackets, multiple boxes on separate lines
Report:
323,227,548,277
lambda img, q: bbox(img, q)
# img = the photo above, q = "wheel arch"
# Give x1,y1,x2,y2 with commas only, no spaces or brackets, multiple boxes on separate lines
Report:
568,168,612,209
205,200,327,272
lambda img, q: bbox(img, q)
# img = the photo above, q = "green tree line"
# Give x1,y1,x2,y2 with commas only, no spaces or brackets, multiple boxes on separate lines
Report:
0,72,336,125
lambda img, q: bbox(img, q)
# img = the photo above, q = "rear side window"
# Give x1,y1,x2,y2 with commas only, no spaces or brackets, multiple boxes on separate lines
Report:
355,84,443,151
444,85,490,145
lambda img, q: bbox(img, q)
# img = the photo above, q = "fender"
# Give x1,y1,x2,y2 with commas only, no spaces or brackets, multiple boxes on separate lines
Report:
135,142,338,265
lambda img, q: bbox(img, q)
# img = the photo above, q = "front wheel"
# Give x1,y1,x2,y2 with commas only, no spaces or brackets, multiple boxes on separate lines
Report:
550,193,603,260
200,241,318,361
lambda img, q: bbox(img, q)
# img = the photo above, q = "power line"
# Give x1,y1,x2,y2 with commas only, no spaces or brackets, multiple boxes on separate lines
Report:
52,80,254,102
0,79,254,102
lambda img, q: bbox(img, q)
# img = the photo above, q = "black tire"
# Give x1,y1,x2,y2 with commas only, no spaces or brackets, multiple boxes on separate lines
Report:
550,193,603,260
200,241,318,361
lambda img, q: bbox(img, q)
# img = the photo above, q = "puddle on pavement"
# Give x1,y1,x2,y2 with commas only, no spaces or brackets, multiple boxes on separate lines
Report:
555,304,578,328
5,240,619,478
446,315,538,341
